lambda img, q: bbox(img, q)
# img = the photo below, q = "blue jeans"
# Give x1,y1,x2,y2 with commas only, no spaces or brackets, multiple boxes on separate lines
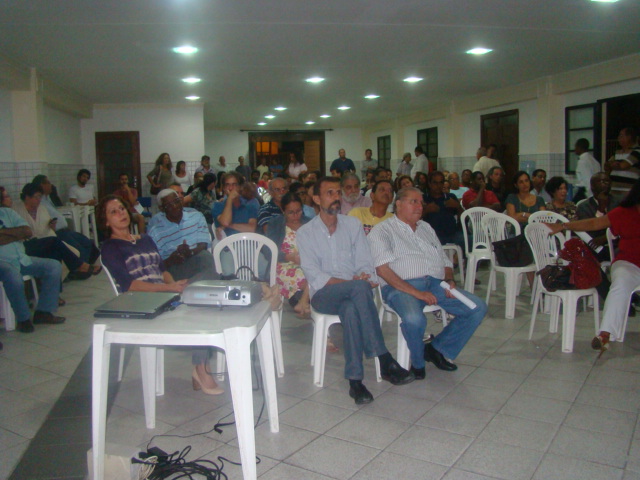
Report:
382,276,486,368
311,280,388,380
0,257,61,323
57,229,100,264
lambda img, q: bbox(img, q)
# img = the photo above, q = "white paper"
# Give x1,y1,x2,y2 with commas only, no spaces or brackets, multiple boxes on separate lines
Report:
440,281,477,310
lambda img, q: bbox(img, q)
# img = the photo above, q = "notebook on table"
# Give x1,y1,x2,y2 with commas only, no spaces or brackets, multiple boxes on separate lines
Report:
94,292,180,319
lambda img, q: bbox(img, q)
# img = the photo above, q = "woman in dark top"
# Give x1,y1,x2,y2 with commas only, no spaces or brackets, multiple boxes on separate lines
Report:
190,173,217,224
545,176,577,220
98,195,223,396
505,171,546,225
147,153,173,193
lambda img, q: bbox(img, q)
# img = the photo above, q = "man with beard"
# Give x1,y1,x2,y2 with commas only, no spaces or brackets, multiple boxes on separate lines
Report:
339,173,371,215
297,177,415,404
69,169,96,206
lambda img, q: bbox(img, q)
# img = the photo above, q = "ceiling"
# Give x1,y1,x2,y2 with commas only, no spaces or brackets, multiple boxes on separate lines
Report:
0,0,639,130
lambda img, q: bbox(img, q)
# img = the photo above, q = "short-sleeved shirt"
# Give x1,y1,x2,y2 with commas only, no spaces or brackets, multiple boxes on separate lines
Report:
330,158,356,175
113,187,139,214
257,199,282,231
148,209,211,260
287,163,308,179
195,165,216,176
101,235,166,293
348,207,393,235
212,196,260,236
610,147,640,193
608,206,640,268
422,193,460,238
0,208,31,270
545,202,578,221
68,184,95,204
462,189,500,209
505,194,546,214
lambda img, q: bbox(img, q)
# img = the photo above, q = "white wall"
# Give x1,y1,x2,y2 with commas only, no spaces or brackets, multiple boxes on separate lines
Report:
44,104,81,164
0,87,12,163
326,128,363,175
204,130,249,168
80,104,205,168
403,119,448,157
561,78,640,110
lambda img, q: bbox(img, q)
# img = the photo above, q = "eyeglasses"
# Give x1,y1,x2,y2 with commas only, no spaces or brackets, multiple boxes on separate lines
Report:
285,209,302,216
163,197,182,207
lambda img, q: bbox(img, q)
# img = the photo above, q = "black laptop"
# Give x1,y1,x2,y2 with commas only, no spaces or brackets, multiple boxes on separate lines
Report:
94,292,180,319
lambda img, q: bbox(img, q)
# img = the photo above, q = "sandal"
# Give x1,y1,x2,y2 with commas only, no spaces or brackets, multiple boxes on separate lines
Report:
591,332,610,358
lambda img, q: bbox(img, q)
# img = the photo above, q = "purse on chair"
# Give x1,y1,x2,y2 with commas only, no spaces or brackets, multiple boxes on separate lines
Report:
537,264,575,291
492,233,534,267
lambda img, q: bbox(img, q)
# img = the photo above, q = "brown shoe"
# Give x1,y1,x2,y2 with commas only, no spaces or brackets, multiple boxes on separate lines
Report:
32,311,66,325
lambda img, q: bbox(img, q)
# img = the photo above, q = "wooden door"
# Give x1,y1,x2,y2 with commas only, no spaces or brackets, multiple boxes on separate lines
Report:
95,132,141,199
481,110,519,185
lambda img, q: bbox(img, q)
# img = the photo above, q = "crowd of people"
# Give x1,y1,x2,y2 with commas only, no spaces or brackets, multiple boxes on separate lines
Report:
1,128,638,404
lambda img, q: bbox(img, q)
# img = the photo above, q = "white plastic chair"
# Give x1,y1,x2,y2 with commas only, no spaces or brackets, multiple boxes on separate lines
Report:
525,223,600,353
461,207,495,293
309,307,341,387
481,212,537,319
78,205,99,248
529,211,571,242
0,275,38,331
213,232,285,377
442,244,465,285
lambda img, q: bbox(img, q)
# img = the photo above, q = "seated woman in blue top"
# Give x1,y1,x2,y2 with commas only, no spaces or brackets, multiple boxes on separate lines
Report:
98,195,223,396
505,171,546,225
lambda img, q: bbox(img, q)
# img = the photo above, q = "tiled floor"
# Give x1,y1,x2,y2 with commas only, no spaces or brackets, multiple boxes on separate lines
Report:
1,270,639,480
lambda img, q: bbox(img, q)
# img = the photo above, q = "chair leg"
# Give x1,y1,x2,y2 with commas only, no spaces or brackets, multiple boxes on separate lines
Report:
215,350,226,381
465,257,478,293
561,299,578,353
313,315,330,387
549,296,560,333
504,272,518,320
270,308,285,378
529,288,541,339
155,348,164,396
485,268,495,305
117,346,125,381
592,293,600,337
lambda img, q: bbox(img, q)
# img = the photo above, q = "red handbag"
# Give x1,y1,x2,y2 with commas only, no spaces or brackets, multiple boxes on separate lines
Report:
559,238,602,289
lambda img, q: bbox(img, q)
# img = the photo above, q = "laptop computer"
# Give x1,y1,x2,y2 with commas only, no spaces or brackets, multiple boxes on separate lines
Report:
94,292,180,319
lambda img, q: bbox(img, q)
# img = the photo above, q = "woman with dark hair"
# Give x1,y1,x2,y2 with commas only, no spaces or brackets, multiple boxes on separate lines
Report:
174,160,191,191
147,153,173,193
546,178,640,353
286,152,307,181
98,195,223,395
395,175,414,192
414,172,429,193
190,172,217,224
266,192,311,317
545,176,577,220
505,170,546,224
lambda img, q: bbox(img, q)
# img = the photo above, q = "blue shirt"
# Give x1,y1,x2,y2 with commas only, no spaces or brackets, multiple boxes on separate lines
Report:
212,196,260,236
422,192,460,238
0,208,32,270
330,157,356,174
147,209,211,260
297,214,376,298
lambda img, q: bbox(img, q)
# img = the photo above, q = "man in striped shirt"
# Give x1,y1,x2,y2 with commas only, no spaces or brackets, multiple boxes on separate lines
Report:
368,187,487,378
605,127,640,203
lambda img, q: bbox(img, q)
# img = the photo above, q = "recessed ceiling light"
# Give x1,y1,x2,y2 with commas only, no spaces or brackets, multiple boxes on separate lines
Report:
274,106,287,111
181,77,201,84
185,96,200,101
590,0,619,2
403,77,423,83
337,106,351,110
306,77,325,83
466,47,493,55
364,94,380,99
265,115,275,119
257,122,267,126
306,121,315,125
173,45,198,54
320,114,331,118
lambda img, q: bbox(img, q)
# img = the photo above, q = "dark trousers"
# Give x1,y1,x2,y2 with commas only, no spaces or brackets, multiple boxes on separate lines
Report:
24,236,83,272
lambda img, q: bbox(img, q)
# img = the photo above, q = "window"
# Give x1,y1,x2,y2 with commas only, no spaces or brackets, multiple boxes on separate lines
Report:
377,135,391,169
565,103,600,174
417,127,438,160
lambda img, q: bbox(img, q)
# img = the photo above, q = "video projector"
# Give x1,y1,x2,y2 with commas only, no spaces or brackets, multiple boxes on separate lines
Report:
182,280,263,307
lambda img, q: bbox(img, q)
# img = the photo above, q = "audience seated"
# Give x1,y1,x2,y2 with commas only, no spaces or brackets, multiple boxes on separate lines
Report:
531,169,552,202
190,173,217,224
112,173,146,233
414,172,429,193
349,180,394,235
545,176,577,220
462,171,501,211
186,171,204,196
257,177,288,233
69,169,96,206
0,186,65,333
461,169,472,189
448,171,469,199
485,166,507,210
302,180,317,219
98,195,222,395
423,171,465,251
168,182,192,207
577,173,618,259
148,189,215,281
369,187,486,378
340,173,371,214
394,175,414,192
505,171,546,225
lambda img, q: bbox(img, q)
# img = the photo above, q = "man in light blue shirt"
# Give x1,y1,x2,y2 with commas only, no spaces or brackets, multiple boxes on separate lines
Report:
297,177,415,405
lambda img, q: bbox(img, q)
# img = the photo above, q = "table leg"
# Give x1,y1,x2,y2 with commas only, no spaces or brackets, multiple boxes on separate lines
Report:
140,346,157,429
256,318,279,433
223,328,257,480
92,325,111,480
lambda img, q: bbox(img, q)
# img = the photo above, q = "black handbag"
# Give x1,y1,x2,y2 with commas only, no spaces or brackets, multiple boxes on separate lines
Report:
537,264,575,291
492,233,534,267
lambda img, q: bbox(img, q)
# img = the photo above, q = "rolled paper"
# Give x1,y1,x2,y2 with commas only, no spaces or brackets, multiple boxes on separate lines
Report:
440,281,477,309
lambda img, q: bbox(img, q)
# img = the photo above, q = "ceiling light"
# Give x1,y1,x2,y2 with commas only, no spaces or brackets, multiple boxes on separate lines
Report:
185,96,200,101
265,115,275,119
337,106,351,110
306,121,315,125
181,77,201,84
590,0,619,2
274,106,287,111
466,47,493,55
257,122,267,126
173,45,198,54
320,114,331,118
306,77,325,83
403,77,423,83
364,94,380,99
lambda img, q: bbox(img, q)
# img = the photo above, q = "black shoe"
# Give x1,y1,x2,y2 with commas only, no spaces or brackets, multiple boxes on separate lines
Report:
380,359,416,385
424,343,458,371
410,366,426,380
349,382,373,405
17,321,35,333
33,311,66,325
67,271,92,281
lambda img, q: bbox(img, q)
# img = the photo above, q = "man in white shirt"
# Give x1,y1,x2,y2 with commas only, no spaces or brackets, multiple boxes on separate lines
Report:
411,146,429,178
368,187,487,378
447,172,469,199
68,169,96,205
573,138,601,202
472,147,500,177
213,156,227,174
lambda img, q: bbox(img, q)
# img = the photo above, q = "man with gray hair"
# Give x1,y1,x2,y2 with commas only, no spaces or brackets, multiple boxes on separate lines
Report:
148,189,214,281
340,173,371,215
257,177,289,233
472,147,500,177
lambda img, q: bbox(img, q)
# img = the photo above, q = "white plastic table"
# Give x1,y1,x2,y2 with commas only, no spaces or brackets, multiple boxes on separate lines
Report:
91,300,279,480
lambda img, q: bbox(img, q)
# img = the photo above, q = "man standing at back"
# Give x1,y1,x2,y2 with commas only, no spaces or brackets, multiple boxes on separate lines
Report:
411,146,430,178
330,149,356,176
573,138,601,203
472,147,500,177
361,148,377,178
235,156,252,181
195,155,215,176
297,177,415,404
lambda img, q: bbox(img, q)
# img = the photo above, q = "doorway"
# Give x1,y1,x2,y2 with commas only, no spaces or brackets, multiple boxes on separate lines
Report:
481,110,519,185
95,131,141,199
248,131,326,177
602,93,640,159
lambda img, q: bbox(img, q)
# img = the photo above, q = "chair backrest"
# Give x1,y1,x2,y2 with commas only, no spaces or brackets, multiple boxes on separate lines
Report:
529,210,569,225
524,223,565,272
481,212,521,264
606,227,617,262
460,207,495,256
212,232,278,287
99,257,120,296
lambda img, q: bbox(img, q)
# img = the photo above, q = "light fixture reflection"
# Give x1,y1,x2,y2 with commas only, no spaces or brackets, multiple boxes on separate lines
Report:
403,77,423,83
173,45,198,54
466,47,493,55
185,96,200,101
306,77,325,83
364,94,380,99
337,106,351,110
182,77,201,84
